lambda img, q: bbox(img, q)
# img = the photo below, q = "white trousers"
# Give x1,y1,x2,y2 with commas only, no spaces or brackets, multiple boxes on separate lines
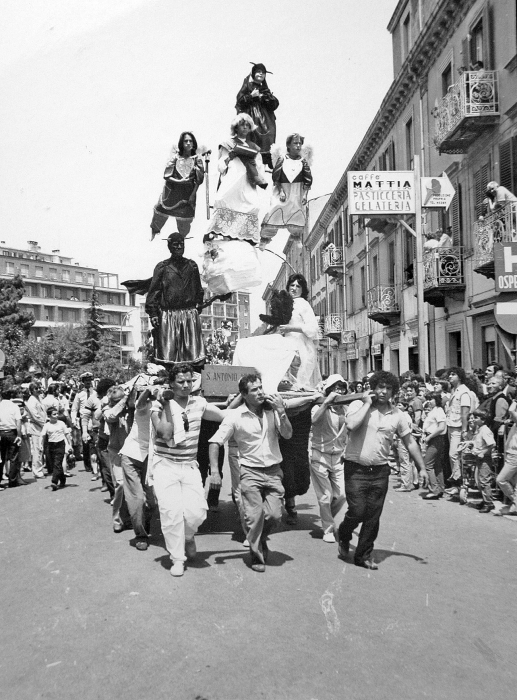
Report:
310,450,346,533
153,457,208,563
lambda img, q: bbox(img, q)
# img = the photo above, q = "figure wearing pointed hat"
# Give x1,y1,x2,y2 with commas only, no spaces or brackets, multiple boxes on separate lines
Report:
236,63,279,169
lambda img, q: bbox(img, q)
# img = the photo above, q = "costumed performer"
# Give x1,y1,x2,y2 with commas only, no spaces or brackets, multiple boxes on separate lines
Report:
260,133,313,249
202,113,265,296
236,62,279,168
150,132,204,240
145,233,205,367
233,273,321,392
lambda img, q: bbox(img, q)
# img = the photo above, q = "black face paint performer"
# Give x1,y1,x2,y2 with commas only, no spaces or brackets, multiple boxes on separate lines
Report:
235,63,279,169
150,131,205,241
144,233,205,367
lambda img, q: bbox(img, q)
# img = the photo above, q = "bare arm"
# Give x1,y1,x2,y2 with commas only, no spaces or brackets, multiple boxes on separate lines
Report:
267,393,292,439
208,443,222,488
312,392,338,424
345,395,373,431
203,404,226,423
151,401,174,441
401,433,428,486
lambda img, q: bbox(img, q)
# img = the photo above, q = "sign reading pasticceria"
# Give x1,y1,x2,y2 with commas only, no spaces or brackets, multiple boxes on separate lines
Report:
347,171,416,215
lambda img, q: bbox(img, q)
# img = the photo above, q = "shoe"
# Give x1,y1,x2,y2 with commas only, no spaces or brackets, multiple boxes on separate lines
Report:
113,524,124,533
251,562,266,573
355,559,378,570
394,486,413,492
100,486,108,492
135,539,149,551
64,472,72,477
478,504,494,513
413,483,420,490
0,485,6,491
170,561,184,577
338,541,349,559
91,475,100,481
444,486,459,496
242,539,250,548
323,531,336,543
51,484,58,491
185,538,197,560
35,474,46,479
285,510,298,526
424,492,443,500
494,505,517,516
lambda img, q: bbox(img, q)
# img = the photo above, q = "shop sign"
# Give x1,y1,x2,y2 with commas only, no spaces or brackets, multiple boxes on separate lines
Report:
347,171,415,215
341,330,356,344
494,242,517,292
372,343,382,355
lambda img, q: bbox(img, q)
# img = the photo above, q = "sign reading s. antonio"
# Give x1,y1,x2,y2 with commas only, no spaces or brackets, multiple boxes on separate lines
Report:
347,171,415,215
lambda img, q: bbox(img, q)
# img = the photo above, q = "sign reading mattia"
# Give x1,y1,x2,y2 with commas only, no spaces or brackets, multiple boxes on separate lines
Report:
348,171,415,215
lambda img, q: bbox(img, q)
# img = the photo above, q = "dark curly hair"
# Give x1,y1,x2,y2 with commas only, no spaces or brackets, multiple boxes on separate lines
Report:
369,371,400,395
447,366,467,385
286,273,309,300
239,373,262,394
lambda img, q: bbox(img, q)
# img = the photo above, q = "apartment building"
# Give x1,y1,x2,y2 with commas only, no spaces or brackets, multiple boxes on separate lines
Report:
200,292,251,345
0,240,140,363
298,0,517,380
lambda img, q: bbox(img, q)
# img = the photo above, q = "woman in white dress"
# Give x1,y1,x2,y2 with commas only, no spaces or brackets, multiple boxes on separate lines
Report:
260,133,313,249
202,113,265,295
233,273,321,392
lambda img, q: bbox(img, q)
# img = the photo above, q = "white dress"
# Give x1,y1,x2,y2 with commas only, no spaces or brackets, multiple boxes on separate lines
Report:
202,138,264,294
232,297,321,393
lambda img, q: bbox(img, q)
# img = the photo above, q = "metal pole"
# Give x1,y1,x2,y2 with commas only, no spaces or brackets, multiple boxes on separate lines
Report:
414,154,427,378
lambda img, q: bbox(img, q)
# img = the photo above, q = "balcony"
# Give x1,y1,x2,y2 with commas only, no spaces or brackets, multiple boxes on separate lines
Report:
322,245,344,277
324,313,345,340
473,203,517,279
367,285,399,326
433,71,499,154
423,247,465,307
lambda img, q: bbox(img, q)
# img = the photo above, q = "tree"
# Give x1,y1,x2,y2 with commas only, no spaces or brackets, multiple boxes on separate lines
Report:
27,325,87,377
0,274,35,378
83,287,104,363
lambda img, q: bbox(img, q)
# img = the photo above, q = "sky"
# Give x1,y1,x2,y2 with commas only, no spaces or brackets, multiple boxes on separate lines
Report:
0,0,399,322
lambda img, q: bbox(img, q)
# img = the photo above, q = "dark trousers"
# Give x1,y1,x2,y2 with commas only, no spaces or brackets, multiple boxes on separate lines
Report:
338,460,390,564
424,435,448,494
79,420,92,470
48,440,66,486
0,430,20,484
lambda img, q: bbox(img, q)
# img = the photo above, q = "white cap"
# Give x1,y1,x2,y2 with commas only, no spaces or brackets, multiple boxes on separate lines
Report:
322,374,348,393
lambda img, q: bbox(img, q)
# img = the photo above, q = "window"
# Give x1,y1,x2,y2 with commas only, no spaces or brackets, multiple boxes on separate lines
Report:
372,254,379,288
6,262,14,274
62,270,70,282
499,137,517,196
404,227,415,285
87,273,94,285
402,13,411,59
470,18,484,67
54,287,62,299
347,275,354,312
474,161,491,218
35,266,43,278
405,118,414,170
449,331,463,366
42,286,50,298
75,272,82,283
441,63,453,97
44,306,53,322
360,266,366,307
388,242,395,285
49,268,57,280
461,6,493,70
482,325,496,367
442,182,463,245
20,264,29,277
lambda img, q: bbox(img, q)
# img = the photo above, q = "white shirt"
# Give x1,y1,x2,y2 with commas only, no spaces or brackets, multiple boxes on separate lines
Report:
119,404,151,462
0,400,21,431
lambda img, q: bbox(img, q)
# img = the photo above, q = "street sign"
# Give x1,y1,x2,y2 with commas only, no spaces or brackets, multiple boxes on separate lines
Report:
495,299,517,334
494,242,517,292
420,172,455,210
347,171,415,215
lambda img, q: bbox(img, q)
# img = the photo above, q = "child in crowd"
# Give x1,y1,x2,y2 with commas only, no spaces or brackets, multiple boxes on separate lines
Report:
41,408,73,491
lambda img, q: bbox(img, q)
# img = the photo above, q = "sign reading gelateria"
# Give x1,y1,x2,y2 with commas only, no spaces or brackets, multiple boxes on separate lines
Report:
347,171,416,215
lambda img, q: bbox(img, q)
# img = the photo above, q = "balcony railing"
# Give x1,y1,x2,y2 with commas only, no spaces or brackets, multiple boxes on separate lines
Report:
433,70,499,154
473,202,517,278
422,247,465,307
324,313,345,340
322,246,344,276
367,285,399,326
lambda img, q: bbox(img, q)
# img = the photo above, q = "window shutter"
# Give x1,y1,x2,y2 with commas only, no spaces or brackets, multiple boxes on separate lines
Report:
474,163,491,217
499,139,513,192
450,184,460,245
461,37,469,70
389,140,396,170
512,135,517,195
483,2,493,69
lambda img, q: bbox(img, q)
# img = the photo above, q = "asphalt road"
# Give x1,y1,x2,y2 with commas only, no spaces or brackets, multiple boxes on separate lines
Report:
1,464,516,700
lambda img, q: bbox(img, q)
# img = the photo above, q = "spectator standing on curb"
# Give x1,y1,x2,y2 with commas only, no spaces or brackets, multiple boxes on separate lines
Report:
445,367,472,496
25,382,47,479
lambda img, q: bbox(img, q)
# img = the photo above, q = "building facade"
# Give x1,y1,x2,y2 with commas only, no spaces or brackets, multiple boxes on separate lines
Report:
200,292,251,346
292,0,517,380
0,240,140,363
